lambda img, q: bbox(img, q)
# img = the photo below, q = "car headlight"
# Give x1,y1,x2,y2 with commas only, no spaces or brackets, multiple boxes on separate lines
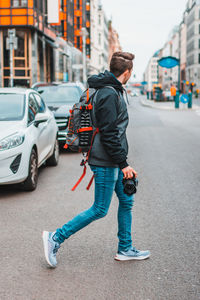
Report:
0,133,25,151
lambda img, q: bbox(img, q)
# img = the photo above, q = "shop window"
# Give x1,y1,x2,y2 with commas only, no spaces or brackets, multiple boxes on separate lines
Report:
15,70,26,76
3,29,31,87
15,60,25,67
14,31,25,57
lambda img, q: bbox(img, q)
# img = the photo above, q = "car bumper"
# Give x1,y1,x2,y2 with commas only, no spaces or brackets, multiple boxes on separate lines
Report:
0,144,29,185
58,129,68,143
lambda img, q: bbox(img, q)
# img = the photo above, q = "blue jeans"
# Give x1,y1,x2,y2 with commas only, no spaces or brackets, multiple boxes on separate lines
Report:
56,166,134,252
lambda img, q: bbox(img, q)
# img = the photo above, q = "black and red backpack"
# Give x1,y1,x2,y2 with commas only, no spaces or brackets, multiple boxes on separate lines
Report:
63,88,99,191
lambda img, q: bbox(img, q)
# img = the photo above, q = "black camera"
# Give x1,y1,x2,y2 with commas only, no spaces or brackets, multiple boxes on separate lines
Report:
122,175,138,196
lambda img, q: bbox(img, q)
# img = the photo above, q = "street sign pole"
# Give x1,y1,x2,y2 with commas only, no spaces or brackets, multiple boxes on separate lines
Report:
10,39,14,87
7,29,17,88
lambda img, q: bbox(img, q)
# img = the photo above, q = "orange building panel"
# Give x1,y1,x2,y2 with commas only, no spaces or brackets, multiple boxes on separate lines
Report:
28,16,34,25
12,9,27,15
12,16,27,25
75,10,81,16
0,9,10,15
0,0,10,7
0,16,11,25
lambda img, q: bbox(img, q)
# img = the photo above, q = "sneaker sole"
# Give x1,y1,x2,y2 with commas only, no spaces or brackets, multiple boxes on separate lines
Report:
42,231,56,268
114,253,150,261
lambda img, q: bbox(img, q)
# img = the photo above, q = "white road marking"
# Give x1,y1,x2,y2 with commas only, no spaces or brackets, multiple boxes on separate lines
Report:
195,110,200,116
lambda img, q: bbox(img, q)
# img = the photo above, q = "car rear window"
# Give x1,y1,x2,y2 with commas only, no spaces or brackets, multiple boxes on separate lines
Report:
0,93,25,121
37,86,82,104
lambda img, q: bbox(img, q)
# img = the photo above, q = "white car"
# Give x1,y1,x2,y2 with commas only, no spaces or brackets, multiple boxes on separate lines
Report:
0,88,59,191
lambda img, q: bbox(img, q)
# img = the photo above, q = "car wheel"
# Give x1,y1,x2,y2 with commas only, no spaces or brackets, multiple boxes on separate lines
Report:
21,149,38,191
46,138,59,166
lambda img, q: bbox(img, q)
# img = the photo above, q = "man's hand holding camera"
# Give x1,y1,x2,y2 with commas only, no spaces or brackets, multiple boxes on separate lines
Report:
122,166,137,179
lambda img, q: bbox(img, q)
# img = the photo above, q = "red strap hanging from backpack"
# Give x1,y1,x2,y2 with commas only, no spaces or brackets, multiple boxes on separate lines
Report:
71,127,99,191
71,165,87,191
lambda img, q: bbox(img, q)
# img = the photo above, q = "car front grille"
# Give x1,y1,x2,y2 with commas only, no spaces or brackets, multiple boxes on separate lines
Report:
55,117,69,131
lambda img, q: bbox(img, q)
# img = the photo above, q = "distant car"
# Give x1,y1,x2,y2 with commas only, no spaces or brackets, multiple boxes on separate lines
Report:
130,90,139,97
163,90,174,101
0,88,59,191
32,82,85,145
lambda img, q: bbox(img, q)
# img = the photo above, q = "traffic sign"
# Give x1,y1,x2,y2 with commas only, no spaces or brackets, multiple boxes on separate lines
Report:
6,37,18,50
180,94,189,104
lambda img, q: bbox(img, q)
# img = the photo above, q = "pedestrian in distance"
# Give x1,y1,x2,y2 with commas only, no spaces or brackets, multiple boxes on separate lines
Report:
42,51,150,267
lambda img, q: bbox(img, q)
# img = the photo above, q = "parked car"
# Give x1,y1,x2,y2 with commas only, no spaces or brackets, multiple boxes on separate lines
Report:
130,89,139,97
32,82,85,146
0,88,59,191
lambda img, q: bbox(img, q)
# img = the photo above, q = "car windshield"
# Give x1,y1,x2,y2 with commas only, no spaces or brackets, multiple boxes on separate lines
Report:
37,86,82,104
0,93,25,121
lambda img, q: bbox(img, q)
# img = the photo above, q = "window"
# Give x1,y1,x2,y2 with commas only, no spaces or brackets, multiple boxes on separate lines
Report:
98,33,101,45
99,15,101,26
61,0,64,10
77,0,80,9
61,20,64,36
77,36,81,49
28,94,39,124
77,17,80,29
12,0,28,7
33,94,46,113
199,53,200,64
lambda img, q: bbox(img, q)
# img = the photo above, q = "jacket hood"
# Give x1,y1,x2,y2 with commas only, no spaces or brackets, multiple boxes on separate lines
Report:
87,70,123,91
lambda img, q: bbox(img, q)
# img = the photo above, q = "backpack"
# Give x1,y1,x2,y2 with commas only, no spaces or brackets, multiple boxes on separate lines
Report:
64,88,98,153
63,88,99,191
64,86,119,191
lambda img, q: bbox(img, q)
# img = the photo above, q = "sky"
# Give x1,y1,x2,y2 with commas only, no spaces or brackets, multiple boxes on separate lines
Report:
101,0,187,81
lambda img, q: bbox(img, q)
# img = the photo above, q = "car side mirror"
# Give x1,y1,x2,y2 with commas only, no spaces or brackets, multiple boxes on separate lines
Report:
34,113,48,127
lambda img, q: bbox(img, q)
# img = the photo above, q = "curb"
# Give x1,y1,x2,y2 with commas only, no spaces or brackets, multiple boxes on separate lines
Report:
140,99,199,111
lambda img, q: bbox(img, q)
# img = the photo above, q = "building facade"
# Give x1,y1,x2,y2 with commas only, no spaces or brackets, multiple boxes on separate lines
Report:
180,14,187,93
144,52,159,91
108,20,122,64
0,0,84,87
185,0,200,88
97,3,109,72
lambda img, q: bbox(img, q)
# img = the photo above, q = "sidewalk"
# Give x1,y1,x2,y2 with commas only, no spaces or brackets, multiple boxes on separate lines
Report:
140,97,200,111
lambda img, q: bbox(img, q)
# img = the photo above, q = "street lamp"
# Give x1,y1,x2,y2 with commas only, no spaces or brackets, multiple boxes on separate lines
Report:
81,27,88,86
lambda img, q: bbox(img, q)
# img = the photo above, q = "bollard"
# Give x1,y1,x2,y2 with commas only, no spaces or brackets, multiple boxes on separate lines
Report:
175,91,179,109
188,92,192,109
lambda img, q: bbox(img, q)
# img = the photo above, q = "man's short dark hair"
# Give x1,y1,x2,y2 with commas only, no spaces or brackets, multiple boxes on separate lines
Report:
110,52,135,77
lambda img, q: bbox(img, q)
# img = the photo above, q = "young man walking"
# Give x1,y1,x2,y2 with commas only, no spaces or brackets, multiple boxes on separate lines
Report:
42,52,150,267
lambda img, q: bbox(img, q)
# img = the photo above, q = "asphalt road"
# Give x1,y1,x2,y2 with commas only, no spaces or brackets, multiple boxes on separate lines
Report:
0,96,199,300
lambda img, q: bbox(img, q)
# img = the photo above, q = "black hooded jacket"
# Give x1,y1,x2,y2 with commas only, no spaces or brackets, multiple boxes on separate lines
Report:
88,70,129,169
